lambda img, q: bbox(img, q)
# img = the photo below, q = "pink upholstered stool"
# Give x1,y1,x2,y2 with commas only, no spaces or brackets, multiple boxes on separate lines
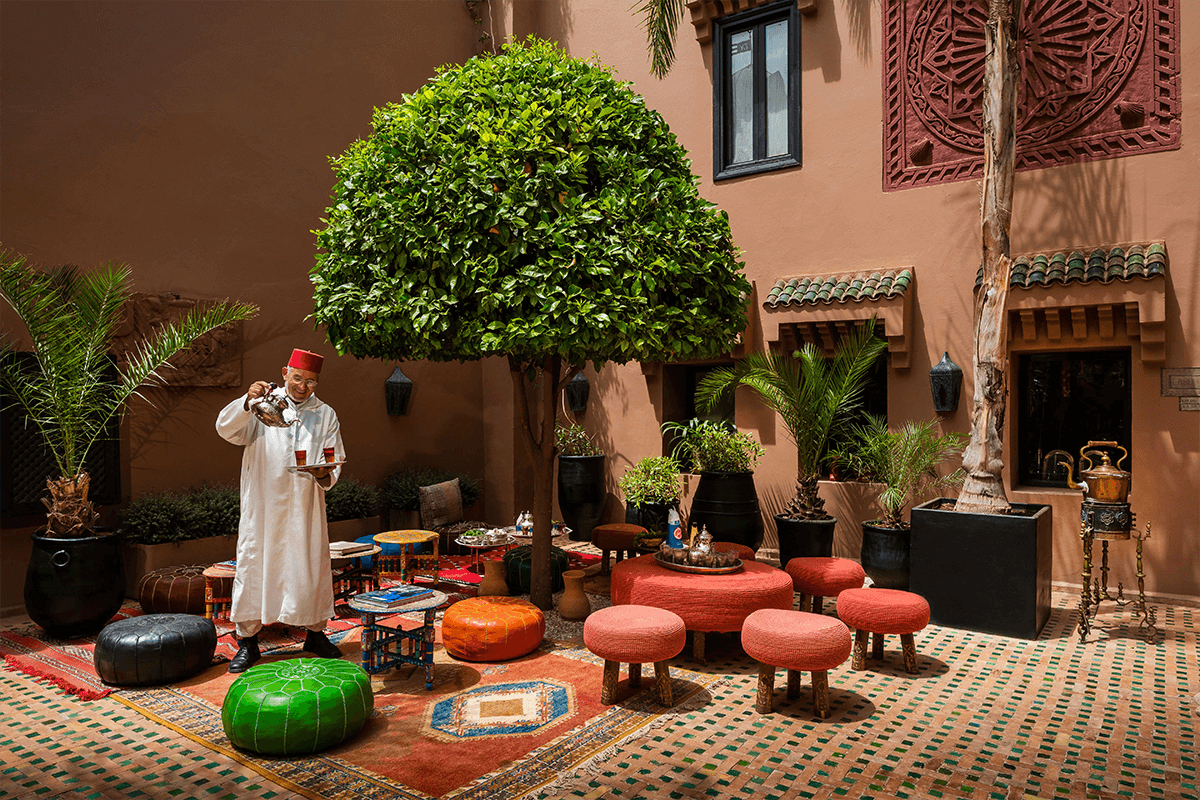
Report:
836,588,930,675
583,604,686,706
742,608,852,718
591,523,646,575
712,541,756,562
785,557,866,614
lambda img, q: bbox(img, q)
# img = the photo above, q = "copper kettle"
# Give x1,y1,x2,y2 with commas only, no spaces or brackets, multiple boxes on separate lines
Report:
1065,441,1130,504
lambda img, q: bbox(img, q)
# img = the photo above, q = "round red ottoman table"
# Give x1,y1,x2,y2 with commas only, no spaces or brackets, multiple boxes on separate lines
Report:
836,587,930,674
784,557,866,614
610,554,793,664
441,596,545,662
742,608,852,718
583,605,686,706
138,564,209,615
591,523,647,574
712,542,757,562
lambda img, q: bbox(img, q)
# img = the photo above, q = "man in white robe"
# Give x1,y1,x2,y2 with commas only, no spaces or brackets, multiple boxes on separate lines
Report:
216,348,345,672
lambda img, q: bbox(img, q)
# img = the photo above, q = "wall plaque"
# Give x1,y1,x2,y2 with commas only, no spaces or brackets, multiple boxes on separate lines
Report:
1160,368,1200,397
109,293,244,388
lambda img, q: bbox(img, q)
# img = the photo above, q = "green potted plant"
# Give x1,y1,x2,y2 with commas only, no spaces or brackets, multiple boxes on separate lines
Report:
117,483,241,596
696,321,887,564
380,466,480,530
324,476,381,542
556,421,605,542
0,252,255,637
831,416,966,589
661,419,764,550
618,455,682,538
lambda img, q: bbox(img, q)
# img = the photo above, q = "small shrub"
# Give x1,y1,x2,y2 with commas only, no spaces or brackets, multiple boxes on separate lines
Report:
661,419,763,473
117,483,239,545
557,421,603,457
619,456,682,506
380,466,481,511
325,476,380,522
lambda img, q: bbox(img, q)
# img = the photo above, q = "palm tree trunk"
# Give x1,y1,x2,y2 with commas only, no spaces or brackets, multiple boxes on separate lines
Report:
956,0,1019,514
42,473,98,538
785,471,827,520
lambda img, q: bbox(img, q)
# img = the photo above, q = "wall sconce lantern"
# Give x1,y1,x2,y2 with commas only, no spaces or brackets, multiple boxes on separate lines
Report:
929,352,963,413
385,366,413,415
565,371,590,413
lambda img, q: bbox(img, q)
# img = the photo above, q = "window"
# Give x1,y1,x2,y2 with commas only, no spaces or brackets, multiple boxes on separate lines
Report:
713,1,800,180
661,363,735,471
1017,350,1132,488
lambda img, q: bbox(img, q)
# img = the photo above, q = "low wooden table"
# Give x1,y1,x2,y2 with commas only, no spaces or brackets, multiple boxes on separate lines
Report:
374,530,439,585
202,561,237,622
331,545,380,605
610,554,794,664
348,590,447,690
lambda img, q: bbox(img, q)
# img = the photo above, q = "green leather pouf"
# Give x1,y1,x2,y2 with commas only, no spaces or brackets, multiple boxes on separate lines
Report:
502,544,570,595
221,658,373,755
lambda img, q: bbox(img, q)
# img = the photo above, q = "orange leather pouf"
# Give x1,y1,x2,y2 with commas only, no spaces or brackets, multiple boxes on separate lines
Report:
441,596,545,662
138,565,209,616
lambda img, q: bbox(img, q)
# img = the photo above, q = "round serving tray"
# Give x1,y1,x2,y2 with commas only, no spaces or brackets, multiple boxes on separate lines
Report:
286,460,348,472
652,551,743,574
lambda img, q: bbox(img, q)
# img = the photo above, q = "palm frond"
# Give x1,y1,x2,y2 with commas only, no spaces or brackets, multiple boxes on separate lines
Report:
636,0,684,79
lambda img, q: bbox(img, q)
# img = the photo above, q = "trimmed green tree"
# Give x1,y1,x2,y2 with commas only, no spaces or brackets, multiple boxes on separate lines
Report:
311,37,751,609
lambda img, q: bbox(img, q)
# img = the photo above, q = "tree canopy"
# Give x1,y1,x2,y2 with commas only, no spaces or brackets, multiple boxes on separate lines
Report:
311,37,750,368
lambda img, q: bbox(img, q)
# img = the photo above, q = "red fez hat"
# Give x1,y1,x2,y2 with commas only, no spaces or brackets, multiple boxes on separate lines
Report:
287,349,324,374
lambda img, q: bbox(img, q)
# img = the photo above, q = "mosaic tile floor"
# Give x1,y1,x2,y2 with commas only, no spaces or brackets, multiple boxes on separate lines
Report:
1,581,1196,800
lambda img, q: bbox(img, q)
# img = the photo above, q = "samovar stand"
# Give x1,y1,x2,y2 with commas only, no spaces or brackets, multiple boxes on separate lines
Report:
1077,520,1158,643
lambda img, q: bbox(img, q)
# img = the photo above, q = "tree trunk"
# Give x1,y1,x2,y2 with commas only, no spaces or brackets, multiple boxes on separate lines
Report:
43,473,98,537
510,354,563,610
956,0,1019,515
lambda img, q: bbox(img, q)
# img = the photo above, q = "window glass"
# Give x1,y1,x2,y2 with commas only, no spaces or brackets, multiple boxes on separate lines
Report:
765,20,789,156
729,31,754,164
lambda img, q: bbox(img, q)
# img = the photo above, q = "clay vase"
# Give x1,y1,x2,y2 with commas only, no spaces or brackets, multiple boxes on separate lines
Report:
558,569,591,620
478,560,509,597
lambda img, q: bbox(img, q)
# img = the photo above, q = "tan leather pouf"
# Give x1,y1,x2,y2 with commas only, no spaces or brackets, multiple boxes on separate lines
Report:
138,564,209,615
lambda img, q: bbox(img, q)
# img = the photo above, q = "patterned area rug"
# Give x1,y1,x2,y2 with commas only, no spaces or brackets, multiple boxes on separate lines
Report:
113,635,722,800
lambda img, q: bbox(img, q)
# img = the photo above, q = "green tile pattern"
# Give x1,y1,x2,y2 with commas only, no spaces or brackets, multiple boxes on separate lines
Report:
766,270,913,307
975,243,1167,289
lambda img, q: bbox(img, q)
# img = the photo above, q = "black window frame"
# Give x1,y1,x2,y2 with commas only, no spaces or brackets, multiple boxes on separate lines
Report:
712,0,802,181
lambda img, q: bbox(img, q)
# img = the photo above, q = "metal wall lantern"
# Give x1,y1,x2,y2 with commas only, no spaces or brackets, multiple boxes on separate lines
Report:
929,352,963,413
385,366,413,415
565,371,590,413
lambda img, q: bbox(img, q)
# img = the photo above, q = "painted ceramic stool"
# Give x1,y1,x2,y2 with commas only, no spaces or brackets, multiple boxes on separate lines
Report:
222,659,373,755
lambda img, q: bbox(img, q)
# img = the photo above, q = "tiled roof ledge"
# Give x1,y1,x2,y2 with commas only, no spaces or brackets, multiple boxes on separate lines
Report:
761,269,913,369
687,0,817,45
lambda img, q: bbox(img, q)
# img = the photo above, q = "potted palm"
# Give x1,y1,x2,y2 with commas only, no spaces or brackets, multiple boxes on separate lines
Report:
556,421,605,542
618,455,682,540
661,419,764,551
697,321,887,564
831,416,966,589
0,252,256,637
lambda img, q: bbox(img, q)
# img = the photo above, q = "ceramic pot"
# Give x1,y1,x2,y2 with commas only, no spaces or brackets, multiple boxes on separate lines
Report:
25,530,126,639
557,455,606,542
558,569,591,620
478,560,509,597
687,471,763,552
860,521,910,590
775,515,837,566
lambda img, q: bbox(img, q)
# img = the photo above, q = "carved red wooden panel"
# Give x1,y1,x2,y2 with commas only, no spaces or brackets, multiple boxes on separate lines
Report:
883,0,1180,191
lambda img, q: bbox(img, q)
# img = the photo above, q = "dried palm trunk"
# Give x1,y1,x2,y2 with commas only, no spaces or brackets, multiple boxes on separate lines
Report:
957,0,1019,514
42,472,99,537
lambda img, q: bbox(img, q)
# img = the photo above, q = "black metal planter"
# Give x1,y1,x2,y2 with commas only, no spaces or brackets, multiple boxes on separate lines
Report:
860,521,911,590
910,498,1053,640
25,531,126,639
556,454,606,542
775,515,837,566
688,471,763,552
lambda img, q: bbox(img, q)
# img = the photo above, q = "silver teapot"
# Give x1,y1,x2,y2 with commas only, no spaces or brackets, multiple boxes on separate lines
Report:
249,383,298,427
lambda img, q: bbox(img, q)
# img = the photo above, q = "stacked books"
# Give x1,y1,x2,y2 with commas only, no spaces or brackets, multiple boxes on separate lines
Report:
329,540,374,557
354,585,435,611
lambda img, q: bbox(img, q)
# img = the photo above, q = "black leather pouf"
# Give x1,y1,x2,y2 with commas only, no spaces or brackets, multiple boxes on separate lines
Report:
94,613,218,686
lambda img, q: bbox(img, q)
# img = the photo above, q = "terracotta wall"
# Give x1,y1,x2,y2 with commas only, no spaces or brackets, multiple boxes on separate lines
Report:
3,1,1197,614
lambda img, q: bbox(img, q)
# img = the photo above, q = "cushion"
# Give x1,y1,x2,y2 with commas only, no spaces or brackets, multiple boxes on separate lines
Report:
502,544,570,595
419,478,463,528
583,605,686,664
592,523,645,551
138,565,208,615
836,588,931,635
785,557,866,597
222,658,373,756
742,609,852,672
442,596,545,662
94,613,217,686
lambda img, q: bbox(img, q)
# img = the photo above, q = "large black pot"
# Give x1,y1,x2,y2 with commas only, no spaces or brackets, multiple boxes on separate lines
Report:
25,530,126,639
910,498,1052,640
557,454,606,542
860,521,910,590
688,471,762,552
624,500,675,536
775,515,836,566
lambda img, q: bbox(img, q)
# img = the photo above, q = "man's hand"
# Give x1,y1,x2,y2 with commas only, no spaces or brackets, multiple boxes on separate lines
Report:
243,380,273,410
309,465,334,481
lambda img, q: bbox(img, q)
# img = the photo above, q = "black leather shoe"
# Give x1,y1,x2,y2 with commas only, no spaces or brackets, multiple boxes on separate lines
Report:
228,636,260,673
304,630,343,659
